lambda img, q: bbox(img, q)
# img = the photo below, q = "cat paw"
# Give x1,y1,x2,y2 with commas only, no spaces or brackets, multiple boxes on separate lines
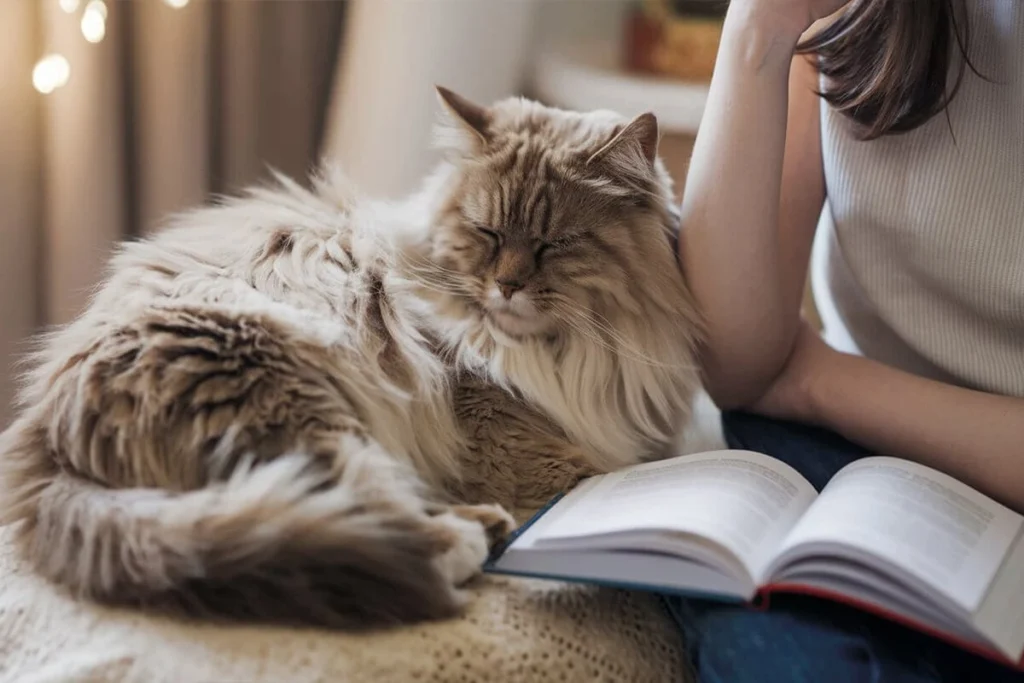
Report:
432,513,490,587
449,503,516,547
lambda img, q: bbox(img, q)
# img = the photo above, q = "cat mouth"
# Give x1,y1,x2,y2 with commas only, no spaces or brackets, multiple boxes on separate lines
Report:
484,308,552,339
480,285,554,339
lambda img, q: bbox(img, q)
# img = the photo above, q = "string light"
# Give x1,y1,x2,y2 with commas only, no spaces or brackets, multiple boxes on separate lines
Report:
80,0,107,44
37,0,186,96
86,0,107,19
32,54,71,94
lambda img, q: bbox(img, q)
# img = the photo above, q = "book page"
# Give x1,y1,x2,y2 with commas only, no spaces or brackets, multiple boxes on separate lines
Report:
777,457,1023,612
973,533,1024,661
534,450,817,579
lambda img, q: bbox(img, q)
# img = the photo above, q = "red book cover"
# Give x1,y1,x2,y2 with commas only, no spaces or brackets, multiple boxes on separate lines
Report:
759,582,1024,671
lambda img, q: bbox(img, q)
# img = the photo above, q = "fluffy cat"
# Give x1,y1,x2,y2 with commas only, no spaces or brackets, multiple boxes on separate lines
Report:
0,88,702,627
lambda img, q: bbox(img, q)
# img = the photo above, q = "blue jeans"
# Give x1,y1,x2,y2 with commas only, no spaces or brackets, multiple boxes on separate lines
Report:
663,412,1024,683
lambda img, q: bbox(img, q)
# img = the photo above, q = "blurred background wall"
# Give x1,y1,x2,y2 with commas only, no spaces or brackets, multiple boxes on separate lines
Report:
0,0,718,427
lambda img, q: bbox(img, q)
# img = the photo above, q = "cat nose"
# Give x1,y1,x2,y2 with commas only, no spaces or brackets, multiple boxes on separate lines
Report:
496,279,524,300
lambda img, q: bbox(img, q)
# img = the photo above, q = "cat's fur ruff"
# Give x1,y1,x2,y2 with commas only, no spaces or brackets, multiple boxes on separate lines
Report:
0,89,702,627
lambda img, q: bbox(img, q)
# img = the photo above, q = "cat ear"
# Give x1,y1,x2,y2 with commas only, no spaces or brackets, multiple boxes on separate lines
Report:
586,112,659,171
435,85,491,148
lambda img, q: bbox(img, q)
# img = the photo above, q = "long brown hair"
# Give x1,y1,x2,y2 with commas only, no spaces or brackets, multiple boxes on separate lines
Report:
797,0,975,140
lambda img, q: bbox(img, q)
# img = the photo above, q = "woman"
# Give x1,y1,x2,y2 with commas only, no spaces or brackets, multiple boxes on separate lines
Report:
674,0,1024,680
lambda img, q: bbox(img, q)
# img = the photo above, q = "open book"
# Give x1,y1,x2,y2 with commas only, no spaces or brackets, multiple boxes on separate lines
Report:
486,450,1024,668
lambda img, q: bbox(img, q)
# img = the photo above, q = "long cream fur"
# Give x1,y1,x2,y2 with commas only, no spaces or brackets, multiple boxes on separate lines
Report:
0,90,702,627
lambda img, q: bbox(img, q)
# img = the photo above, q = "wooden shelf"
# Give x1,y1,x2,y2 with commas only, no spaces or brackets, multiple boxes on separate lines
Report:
530,42,709,134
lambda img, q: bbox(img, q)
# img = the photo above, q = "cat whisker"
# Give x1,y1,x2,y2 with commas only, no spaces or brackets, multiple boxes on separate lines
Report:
547,300,696,371
363,249,467,296
360,232,468,280
372,253,470,297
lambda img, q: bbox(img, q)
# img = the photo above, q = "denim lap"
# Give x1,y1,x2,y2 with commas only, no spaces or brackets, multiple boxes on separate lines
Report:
665,595,943,683
721,410,870,491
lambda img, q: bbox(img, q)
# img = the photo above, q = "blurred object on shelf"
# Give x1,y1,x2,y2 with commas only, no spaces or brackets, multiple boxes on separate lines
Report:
532,43,708,135
625,0,726,83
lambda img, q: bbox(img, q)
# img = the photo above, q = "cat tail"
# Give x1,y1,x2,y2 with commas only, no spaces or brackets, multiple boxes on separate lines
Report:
3,429,488,627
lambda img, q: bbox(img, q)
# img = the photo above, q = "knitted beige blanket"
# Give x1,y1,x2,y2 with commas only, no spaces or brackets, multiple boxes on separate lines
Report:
0,522,693,683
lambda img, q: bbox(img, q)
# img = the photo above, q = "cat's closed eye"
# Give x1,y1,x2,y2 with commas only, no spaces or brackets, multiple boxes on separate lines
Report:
535,238,573,261
475,226,502,246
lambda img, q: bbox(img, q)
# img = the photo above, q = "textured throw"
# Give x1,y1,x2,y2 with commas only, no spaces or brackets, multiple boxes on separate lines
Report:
0,523,693,683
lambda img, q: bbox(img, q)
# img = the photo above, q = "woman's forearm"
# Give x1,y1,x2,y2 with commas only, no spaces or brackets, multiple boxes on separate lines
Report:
812,353,1024,511
679,6,805,407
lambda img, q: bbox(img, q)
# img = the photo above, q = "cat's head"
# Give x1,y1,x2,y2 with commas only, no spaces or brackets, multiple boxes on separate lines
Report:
425,87,696,348
418,88,702,465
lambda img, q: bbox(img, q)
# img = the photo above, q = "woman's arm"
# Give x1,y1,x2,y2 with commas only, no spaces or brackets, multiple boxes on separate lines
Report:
679,6,831,410
820,353,1024,512
760,323,1024,512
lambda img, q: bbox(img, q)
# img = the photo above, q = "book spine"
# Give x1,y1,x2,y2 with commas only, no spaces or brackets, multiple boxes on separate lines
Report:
485,493,565,565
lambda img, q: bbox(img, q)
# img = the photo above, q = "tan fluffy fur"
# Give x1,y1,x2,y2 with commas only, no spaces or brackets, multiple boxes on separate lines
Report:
0,91,702,627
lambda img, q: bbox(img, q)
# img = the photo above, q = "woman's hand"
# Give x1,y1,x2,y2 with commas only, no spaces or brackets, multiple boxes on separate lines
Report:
749,320,836,424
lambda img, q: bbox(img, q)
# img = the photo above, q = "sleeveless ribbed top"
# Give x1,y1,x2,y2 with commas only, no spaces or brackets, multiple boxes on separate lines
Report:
811,0,1024,397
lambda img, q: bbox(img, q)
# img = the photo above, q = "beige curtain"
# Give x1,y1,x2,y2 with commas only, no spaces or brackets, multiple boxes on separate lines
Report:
0,0,347,428
324,0,539,199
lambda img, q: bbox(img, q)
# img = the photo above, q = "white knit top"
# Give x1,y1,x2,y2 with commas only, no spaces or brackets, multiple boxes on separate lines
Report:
811,0,1024,398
